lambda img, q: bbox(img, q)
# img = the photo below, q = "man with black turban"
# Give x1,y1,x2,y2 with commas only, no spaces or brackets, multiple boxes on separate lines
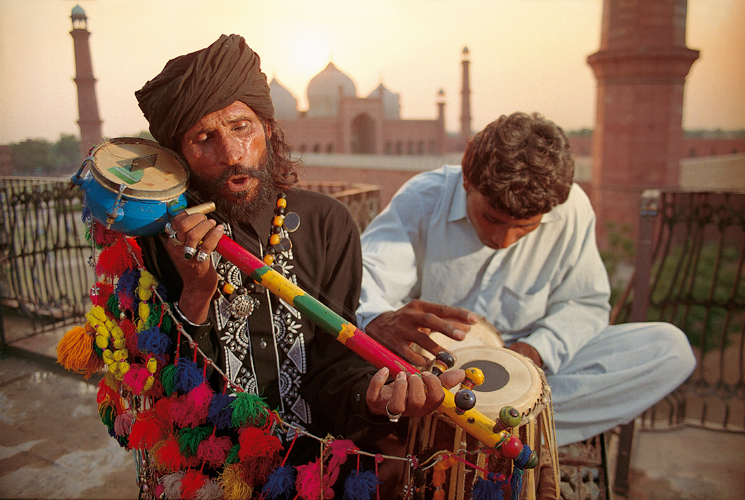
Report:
134,34,462,495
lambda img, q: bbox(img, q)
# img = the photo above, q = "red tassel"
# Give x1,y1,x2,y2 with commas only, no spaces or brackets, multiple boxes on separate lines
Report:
121,319,140,357
91,282,114,307
197,434,233,468
180,468,208,499
96,237,141,279
154,435,188,473
128,410,169,450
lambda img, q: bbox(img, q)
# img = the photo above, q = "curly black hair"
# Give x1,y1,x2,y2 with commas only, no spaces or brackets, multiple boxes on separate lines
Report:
461,112,574,219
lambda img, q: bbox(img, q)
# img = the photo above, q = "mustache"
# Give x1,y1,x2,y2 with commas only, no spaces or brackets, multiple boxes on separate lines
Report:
214,165,268,186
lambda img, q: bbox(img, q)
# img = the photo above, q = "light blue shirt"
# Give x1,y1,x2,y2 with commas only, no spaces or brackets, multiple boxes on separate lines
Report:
357,165,612,374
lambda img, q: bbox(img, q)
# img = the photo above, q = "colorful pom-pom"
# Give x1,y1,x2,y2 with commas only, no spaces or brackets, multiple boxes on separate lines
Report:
262,465,296,500
219,463,253,500
296,459,323,500
197,434,233,468
342,469,380,500
175,357,203,394
472,473,506,500
180,468,208,499
178,426,213,457
208,392,235,430
138,326,172,356
56,324,104,379
230,392,269,428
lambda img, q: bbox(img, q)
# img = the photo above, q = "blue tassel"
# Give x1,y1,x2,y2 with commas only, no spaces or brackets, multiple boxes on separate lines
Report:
208,392,235,430
509,445,532,500
137,326,172,356
472,472,505,500
116,268,140,304
262,464,296,499
342,469,380,500
175,357,203,393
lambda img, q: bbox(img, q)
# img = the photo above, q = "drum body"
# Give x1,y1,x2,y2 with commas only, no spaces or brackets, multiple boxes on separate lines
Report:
406,346,559,500
71,138,189,236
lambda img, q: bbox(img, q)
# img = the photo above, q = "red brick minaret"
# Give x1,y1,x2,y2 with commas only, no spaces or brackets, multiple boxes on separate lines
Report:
460,47,472,149
587,0,698,246
70,5,103,160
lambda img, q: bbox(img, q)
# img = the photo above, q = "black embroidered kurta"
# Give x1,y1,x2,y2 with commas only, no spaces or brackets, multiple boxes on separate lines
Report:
139,187,392,462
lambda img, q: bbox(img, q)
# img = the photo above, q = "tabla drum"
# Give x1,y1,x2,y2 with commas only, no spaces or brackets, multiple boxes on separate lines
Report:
406,346,559,500
413,317,505,367
70,138,189,236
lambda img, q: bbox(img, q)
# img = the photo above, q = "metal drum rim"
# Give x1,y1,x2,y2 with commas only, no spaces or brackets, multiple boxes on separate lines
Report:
87,137,189,201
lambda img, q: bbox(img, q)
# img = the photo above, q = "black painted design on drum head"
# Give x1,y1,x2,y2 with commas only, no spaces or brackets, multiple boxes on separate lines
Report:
459,360,510,393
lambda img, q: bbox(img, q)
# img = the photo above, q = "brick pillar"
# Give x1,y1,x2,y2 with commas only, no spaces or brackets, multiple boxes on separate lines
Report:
70,6,103,161
587,0,698,247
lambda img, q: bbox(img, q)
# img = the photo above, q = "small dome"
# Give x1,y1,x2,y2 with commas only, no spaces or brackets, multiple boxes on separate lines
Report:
269,78,298,120
71,5,86,20
307,62,357,118
368,84,400,120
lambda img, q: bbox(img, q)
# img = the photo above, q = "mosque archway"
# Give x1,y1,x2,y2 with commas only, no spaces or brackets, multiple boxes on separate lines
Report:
350,114,376,154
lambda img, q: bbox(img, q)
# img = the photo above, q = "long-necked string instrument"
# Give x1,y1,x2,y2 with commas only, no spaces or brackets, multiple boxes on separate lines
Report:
70,138,536,460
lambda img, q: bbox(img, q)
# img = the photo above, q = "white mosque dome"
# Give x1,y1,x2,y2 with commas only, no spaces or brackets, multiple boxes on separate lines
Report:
269,78,298,120
306,62,357,118
368,83,400,120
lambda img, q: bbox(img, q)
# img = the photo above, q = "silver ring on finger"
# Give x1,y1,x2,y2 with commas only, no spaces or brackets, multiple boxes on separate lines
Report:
184,246,197,261
196,250,210,263
164,222,177,237
385,400,403,423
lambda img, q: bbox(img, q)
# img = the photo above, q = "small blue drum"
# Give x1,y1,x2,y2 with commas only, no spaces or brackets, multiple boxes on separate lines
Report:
70,138,189,236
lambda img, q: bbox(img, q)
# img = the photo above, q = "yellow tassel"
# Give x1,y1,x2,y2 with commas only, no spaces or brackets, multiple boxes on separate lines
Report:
138,271,157,301
138,302,151,323
143,376,155,393
56,324,103,379
220,463,253,500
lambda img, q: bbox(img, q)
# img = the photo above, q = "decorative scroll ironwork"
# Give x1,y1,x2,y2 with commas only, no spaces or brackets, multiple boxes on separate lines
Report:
0,177,93,341
614,190,745,433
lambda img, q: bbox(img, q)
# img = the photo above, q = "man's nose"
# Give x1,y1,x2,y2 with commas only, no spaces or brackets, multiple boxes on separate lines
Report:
492,227,519,249
217,133,243,165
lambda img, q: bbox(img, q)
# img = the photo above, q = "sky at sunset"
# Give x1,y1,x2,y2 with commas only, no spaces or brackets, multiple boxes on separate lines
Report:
0,0,743,145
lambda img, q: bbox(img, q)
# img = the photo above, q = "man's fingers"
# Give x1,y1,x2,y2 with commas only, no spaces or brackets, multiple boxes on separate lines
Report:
366,367,390,402
438,368,466,390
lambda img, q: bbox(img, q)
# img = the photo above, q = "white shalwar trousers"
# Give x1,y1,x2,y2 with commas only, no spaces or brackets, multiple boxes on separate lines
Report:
543,322,696,446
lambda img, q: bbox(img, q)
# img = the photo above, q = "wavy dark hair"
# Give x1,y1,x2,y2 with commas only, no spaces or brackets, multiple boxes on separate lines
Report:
461,112,574,219
263,118,299,190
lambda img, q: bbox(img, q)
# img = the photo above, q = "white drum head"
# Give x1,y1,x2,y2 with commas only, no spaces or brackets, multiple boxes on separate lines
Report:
450,346,542,419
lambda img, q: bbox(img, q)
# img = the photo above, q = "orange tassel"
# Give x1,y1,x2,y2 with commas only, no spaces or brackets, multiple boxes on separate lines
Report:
56,324,104,379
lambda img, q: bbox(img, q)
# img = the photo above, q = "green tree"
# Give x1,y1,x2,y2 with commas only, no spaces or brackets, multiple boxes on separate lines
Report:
10,138,52,174
50,134,80,171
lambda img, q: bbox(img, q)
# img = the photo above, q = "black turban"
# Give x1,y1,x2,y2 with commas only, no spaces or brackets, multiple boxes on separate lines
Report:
135,34,274,151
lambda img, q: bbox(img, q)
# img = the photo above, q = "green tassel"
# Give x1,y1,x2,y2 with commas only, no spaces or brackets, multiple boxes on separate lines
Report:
225,443,241,465
230,392,270,428
106,293,121,319
146,303,161,329
160,308,173,335
161,364,176,396
178,426,213,457
99,405,116,432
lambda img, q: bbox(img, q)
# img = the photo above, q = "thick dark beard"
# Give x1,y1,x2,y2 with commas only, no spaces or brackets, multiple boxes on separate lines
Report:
188,150,274,224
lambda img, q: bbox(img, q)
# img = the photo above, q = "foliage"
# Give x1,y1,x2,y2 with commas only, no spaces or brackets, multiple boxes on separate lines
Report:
9,134,81,175
599,220,635,307
646,242,744,352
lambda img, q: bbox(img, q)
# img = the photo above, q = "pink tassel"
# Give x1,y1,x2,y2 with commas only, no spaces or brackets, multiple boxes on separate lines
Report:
170,382,213,428
296,459,323,500
123,364,150,394
113,411,134,437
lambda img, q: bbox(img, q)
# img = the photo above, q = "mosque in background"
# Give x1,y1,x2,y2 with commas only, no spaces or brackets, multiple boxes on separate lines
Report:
270,49,473,156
